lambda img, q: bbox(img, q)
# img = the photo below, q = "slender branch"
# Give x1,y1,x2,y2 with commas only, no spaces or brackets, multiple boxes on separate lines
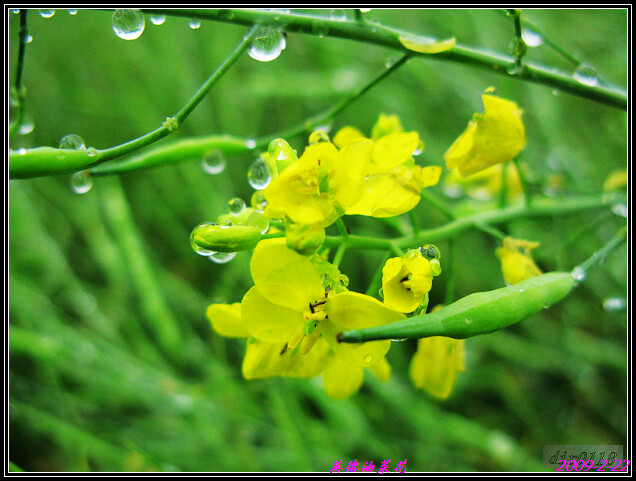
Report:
142,8,626,110
572,226,627,279
9,10,29,139
419,189,456,221
365,251,391,297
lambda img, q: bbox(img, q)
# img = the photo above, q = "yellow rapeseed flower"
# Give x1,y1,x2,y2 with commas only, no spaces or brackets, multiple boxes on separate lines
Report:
409,333,465,399
445,91,525,177
495,236,542,285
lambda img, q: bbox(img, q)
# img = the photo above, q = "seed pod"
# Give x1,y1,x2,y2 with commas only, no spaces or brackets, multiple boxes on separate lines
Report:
339,272,575,343
10,147,103,179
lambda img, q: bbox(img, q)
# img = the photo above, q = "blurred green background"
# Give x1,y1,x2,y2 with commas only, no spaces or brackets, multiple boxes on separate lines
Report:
8,8,627,472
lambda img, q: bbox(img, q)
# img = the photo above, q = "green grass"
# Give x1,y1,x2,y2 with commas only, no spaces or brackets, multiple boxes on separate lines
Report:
9,8,627,472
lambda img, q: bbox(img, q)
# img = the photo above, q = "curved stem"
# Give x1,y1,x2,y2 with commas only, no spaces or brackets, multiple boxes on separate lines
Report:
142,8,626,110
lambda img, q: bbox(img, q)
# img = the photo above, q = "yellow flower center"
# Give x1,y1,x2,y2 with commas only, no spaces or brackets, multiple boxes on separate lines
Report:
288,298,329,355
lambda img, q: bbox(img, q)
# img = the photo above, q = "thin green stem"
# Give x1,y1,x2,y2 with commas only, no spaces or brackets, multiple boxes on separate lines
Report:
506,9,526,69
474,222,507,241
332,242,347,268
98,26,259,163
253,53,412,149
444,239,456,305
142,9,626,110
572,226,626,278
498,161,509,210
419,189,456,221
335,217,350,240
365,251,391,297
408,210,420,234
9,10,29,140
513,156,532,208
261,231,286,241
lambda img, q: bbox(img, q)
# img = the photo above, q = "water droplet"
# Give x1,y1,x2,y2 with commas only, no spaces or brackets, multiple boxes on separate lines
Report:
228,197,246,215
251,190,268,212
571,266,586,282
25,34,33,44
391,338,407,342
112,9,145,40
59,134,86,150
245,139,257,149
543,302,550,309
552,89,561,96
312,23,330,38
39,9,55,18
17,148,27,155
87,148,97,157
603,297,626,312
68,9,78,15
308,131,330,145
247,157,272,190
360,8,372,13
11,9,19,14
611,203,627,218
70,170,93,194
150,14,166,25
573,64,599,87
363,354,373,364
507,63,524,76
248,26,286,62
247,210,270,234
188,19,201,29
18,115,34,135
209,251,236,264
412,139,424,156
464,316,473,324
518,287,525,293
190,222,218,256
201,150,226,174
329,9,347,21
521,28,543,47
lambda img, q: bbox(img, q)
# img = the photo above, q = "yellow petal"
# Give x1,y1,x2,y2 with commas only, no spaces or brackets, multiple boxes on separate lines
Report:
331,139,373,208
409,336,465,399
399,34,456,54
250,242,324,312
371,113,403,140
495,237,542,285
345,173,420,217
368,357,391,382
241,286,302,342
321,319,391,368
206,302,249,338
326,291,406,329
370,132,420,174
322,355,364,399
333,126,366,148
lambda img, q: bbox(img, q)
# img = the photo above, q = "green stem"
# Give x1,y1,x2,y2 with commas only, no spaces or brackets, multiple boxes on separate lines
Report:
506,9,525,69
335,217,350,240
444,238,456,305
141,9,626,110
332,242,347,268
322,192,618,253
498,161,509,210
474,222,507,241
9,10,29,140
513,156,532,208
365,251,391,297
572,226,627,278
419,189,456,220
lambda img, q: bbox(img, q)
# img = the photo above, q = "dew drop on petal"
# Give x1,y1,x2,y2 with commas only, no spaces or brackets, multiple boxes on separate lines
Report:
209,251,236,264
59,134,86,150
573,64,599,87
150,14,166,25
70,170,93,194
228,197,246,215
248,26,286,62
39,9,55,18
247,157,272,190
201,150,226,174
112,9,145,40
308,131,330,145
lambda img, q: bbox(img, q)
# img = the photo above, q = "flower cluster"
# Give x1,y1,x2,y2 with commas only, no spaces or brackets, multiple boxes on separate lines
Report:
197,96,526,399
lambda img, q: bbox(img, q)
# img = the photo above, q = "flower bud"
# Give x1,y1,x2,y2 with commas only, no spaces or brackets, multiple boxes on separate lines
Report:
191,222,262,253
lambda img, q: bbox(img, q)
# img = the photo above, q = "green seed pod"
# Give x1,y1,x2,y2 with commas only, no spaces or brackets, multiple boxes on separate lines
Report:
339,272,575,342
10,147,103,179
191,223,262,253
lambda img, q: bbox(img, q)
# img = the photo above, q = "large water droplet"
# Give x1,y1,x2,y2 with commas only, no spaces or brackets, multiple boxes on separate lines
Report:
571,266,586,282
112,9,145,40
39,9,55,18
247,210,270,234
603,297,626,312
329,9,347,21
188,19,201,29
247,157,272,190
18,115,34,135
149,14,166,25
251,190,268,212
208,251,236,264
59,134,86,150
248,26,286,62
70,170,93,194
521,28,543,47
201,150,226,174
190,222,218,256
228,197,246,215
573,64,599,87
